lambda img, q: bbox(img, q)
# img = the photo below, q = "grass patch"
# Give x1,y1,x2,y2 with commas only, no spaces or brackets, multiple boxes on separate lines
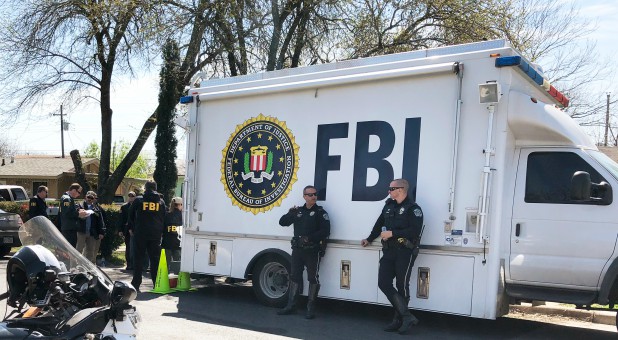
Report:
99,250,126,267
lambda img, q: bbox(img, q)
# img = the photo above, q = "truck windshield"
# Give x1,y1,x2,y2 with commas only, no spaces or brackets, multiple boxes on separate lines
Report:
589,150,618,181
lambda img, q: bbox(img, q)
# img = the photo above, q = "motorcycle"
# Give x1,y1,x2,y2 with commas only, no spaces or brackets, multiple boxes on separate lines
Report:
0,216,140,339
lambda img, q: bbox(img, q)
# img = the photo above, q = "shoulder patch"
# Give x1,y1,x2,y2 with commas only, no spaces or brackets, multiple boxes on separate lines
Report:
413,208,423,217
323,213,329,221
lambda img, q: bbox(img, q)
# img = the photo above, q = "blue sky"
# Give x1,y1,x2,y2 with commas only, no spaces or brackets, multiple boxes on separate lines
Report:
3,0,617,158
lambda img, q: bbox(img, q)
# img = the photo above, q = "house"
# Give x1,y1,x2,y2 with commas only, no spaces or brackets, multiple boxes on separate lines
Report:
0,155,145,199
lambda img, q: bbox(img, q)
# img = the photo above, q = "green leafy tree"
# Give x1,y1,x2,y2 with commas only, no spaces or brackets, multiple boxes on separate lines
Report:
153,39,181,204
84,140,151,179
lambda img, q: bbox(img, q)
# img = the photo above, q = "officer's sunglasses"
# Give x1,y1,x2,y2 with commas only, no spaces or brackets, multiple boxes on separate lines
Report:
388,187,403,192
304,192,317,197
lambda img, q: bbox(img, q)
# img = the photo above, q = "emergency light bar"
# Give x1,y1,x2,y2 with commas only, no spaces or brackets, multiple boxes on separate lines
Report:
495,56,569,108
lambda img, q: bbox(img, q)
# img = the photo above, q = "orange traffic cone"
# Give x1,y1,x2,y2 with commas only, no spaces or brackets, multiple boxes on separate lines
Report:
173,271,196,292
149,249,174,294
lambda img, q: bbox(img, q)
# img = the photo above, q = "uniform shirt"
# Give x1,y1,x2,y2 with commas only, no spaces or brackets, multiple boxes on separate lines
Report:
28,195,48,219
279,204,331,243
162,209,182,250
366,197,423,243
60,192,80,231
128,190,166,240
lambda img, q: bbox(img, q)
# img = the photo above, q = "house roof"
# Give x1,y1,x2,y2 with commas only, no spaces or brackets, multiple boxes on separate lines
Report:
0,155,98,178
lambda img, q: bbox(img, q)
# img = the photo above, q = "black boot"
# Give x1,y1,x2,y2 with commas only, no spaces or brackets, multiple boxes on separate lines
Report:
278,281,299,315
383,295,408,331
305,283,320,319
391,294,419,335
383,309,402,332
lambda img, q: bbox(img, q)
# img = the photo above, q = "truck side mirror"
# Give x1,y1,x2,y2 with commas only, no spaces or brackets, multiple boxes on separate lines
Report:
570,171,591,200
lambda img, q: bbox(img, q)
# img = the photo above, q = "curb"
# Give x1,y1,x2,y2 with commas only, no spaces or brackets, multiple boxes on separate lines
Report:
510,304,616,326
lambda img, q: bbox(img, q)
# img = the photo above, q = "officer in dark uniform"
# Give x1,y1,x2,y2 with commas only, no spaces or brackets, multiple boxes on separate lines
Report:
278,185,330,319
361,178,423,335
59,183,87,247
28,185,49,219
128,181,166,292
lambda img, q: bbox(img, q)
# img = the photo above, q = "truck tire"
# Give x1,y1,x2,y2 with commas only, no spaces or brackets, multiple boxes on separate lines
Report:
0,246,11,257
252,255,290,308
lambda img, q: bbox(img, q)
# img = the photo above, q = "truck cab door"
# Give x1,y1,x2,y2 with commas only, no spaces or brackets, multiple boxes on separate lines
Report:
510,148,616,288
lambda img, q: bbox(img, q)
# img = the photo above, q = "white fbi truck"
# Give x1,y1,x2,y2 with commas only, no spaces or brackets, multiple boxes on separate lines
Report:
178,39,618,322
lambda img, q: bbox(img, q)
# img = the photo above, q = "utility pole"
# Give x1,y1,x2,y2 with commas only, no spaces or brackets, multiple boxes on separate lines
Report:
607,92,613,146
52,105,65,158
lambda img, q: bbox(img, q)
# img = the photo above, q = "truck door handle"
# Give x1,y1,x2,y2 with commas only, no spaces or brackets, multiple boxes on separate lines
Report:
515,223,521,237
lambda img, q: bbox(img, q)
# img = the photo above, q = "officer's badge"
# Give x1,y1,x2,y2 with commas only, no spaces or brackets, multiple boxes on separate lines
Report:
399,207,405,215
310,211,315,216
413,208,423,217
297,212,302,218
221,114,299,214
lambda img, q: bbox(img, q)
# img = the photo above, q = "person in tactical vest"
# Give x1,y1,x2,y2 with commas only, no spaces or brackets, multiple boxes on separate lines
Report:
128,181,166,292
28,185,48,219
361,178,423,335
277,185,330,319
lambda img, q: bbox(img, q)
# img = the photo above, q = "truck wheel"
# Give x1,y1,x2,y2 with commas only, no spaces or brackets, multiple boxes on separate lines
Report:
0,246,11,257
252,255,290,307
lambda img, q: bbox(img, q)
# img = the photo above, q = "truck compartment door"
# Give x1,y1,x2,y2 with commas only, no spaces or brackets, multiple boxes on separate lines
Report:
376,253,475,316
193,238,233,275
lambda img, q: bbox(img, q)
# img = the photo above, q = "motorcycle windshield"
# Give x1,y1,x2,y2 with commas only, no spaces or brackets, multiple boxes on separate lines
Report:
18,216,113,288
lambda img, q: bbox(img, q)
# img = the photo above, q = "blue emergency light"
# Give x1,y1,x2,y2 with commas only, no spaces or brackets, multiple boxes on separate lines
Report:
179,96,194,104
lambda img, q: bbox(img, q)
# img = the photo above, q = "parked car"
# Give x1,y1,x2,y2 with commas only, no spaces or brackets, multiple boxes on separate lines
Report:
0,208,23,257
0,185,28,202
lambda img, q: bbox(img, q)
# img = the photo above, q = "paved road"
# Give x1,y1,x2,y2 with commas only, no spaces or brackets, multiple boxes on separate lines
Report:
1,256,617,339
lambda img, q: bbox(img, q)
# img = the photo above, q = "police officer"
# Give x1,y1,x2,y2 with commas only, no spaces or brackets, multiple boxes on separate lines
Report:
361,178,423,335
278,185,330,319
60,183,88,247
128,181,166,292
28,185,48,219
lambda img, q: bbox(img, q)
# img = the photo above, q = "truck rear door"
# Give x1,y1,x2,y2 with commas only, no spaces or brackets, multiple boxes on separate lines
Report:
510,148,617,288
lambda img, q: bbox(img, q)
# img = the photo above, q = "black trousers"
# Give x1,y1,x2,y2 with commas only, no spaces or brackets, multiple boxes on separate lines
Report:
124,232,132,268
290,248,321,284
131,237,161,290
61,229,77,248
378,247,416,299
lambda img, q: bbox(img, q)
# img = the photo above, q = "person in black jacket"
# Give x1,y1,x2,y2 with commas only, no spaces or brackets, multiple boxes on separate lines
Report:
59,183,88,247
128,181,166,292
162,197,182,274
28,185,48,219
118,192,136,270
277,185,330,319
76,191,106,263
361,178,423,335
